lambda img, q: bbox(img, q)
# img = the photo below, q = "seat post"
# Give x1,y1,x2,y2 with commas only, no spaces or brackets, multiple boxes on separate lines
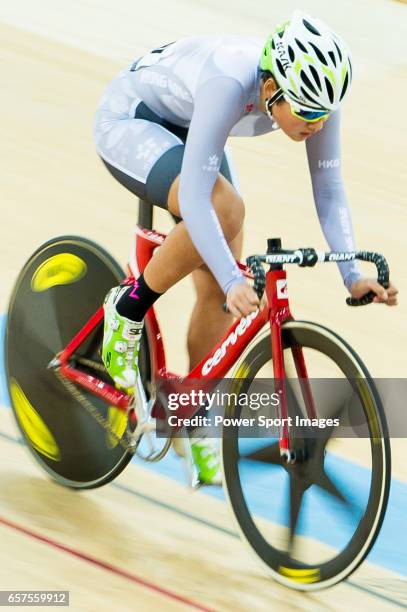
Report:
138,198,153,229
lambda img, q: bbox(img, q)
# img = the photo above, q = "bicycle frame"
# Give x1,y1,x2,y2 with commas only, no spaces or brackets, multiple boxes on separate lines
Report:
57,226,318,456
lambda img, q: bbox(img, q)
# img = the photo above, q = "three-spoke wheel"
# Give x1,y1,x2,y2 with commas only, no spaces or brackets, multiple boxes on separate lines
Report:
222,321,390,590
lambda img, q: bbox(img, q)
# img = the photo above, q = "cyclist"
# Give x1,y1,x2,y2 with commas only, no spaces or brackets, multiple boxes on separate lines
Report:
94,10,398,484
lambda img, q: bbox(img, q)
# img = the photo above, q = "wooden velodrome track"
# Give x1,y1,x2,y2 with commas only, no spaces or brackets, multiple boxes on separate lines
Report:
0,0,406,610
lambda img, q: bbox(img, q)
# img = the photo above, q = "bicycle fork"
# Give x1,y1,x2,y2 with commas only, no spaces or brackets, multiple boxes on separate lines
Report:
266,268,317,464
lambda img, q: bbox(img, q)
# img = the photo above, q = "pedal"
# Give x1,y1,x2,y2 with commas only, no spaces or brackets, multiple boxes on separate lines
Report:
131,373,172,462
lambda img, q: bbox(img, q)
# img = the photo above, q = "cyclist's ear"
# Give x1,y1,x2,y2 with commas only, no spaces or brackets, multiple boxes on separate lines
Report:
261,72,280,98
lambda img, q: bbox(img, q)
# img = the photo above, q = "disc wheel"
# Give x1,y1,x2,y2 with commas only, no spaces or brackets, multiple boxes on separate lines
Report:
222,320,391,590
5,236,151,489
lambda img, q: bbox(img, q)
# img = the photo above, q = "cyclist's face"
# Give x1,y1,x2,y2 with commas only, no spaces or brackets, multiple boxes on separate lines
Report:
273,100,327,141
260,78,327,142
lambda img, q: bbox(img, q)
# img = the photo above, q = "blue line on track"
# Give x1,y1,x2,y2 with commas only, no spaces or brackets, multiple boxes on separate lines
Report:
130,447,406,577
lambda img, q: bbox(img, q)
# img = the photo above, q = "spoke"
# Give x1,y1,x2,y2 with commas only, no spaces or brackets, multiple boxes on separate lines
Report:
301,434,346,500
304,428,333,464
313,470,348,504
244,441,282,465
288,476,307,553
314,466,362,520
302,435,360,518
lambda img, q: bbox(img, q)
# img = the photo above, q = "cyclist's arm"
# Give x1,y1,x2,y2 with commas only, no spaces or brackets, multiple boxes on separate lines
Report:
179,76,245,295
306,110,361,291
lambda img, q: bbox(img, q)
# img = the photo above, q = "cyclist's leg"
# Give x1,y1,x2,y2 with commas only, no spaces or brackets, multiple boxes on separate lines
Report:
101,172,243,381
187,230,243,369
148,173,244,485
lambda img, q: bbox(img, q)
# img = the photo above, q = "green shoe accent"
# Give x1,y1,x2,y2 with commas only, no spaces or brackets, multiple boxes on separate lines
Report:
190,438,222,485
102,287,143,389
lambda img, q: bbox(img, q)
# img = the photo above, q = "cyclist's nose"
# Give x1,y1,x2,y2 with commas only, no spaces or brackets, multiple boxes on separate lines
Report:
309,120,324,133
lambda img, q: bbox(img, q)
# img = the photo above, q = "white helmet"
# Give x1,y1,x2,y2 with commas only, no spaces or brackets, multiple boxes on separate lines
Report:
260,10,353,112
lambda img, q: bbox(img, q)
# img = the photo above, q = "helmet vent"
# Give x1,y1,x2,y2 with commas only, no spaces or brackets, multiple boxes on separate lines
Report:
309,65,322,90
289,90,311,107
300,86,320,107
309,42,328,65
340,72,349,101
300,70,318,96
271,39,276,50
295,38,307,53
288,45,295,62
287,89,300,101
303,20,321,36
334,41,343,62
276,58,286,78
328,51,337,67
324,77,335,103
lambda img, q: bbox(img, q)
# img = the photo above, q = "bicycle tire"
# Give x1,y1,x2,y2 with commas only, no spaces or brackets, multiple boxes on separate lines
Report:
5,235,151,489
222,320,391,590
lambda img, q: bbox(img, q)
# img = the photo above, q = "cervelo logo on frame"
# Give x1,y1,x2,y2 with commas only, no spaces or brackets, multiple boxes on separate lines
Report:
202,311,259,375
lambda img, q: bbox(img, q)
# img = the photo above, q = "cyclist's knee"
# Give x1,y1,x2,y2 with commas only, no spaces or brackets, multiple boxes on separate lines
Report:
167,174,244,242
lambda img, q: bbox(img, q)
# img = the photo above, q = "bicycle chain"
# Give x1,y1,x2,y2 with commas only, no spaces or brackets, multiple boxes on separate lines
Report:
54,370,133,452
76,357,106,373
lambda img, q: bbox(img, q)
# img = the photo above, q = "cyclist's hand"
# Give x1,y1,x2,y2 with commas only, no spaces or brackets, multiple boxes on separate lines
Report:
226,281,260,318
350,278,399,306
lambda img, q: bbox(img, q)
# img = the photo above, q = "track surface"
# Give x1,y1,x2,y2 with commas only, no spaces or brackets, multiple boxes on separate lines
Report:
0,1,406,609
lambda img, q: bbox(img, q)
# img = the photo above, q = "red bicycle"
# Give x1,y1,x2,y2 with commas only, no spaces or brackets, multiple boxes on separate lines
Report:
5,225,391,590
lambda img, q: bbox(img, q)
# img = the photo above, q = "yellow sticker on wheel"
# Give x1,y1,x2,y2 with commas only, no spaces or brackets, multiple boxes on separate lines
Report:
356,376,381,445
31,253,87,292
106,406,128,450
231,361,251,391
278,566,321,583
235,361,251,380
10,379,61,461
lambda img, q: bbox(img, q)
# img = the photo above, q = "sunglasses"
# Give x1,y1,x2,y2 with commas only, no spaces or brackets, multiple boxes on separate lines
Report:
290,107,330,123
266,89,330,123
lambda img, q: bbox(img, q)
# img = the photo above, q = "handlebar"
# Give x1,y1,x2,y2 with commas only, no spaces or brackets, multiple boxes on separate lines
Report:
246,249,390,307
